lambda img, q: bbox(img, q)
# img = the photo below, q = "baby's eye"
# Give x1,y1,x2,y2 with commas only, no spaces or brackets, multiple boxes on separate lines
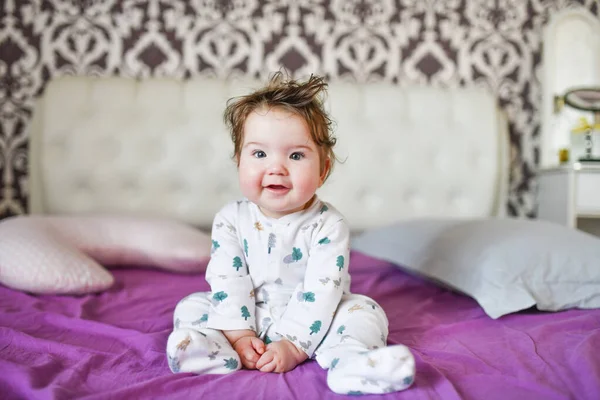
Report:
252,150,266,158
290,152,305,161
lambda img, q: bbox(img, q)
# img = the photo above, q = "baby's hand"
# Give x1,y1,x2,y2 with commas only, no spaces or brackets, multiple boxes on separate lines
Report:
232,336,266,370
255,339,309,373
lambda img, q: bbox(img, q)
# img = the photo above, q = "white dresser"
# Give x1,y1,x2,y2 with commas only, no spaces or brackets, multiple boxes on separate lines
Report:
537,163,600,237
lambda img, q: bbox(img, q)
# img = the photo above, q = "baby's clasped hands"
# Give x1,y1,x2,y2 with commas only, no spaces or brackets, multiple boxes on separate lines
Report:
232,336,265,370
255,339,309,373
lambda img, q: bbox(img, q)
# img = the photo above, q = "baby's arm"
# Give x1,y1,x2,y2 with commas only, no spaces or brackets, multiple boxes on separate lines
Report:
223,329,265,369
205,203,257,343
255,339,308,373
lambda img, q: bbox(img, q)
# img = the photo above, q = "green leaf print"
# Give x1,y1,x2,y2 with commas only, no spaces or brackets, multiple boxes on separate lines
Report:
200,314,208,322
211,240,220,253
241,306,250,320
233,256,242,271
243,239,248,257
283,247,304,264
302,292,315,302
318,237,331,245
309,320,322,335
213,291,228,302
264,335,272,344
337,325,345,335
292,247,303,262
330,358,339,370
319,204,329,214
336,255,344,271
224,358,238,370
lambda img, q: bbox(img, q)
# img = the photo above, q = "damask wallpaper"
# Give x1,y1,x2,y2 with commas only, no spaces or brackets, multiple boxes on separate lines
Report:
1,0,598,219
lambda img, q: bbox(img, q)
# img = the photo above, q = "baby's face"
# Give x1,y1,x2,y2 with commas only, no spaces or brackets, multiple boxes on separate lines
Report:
238,107,325,219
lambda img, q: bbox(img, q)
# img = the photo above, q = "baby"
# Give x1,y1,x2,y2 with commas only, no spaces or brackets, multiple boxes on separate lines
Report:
166,72,415,395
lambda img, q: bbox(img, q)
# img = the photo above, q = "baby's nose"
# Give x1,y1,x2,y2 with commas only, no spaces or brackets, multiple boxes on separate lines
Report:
267,160,288,175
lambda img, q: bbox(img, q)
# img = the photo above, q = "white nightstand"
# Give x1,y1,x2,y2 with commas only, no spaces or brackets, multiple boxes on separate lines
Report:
537,162,600,236
538,163,600,236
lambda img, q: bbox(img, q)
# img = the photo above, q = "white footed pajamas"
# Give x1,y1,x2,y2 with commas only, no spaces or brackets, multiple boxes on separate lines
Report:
167,198,415,395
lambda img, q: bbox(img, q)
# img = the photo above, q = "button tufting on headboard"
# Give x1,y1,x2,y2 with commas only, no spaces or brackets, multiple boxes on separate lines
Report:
29,77,508,231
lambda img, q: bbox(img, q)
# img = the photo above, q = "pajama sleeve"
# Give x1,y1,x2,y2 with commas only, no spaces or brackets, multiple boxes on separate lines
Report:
275,217,350,357
205,203,256,332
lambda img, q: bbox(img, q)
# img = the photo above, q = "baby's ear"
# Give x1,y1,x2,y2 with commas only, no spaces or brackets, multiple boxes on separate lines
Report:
319,158,331,186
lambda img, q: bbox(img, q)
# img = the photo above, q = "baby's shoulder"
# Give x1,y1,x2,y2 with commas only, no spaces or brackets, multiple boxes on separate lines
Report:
312,200,349,234
214,199,254,224
315,200,345,222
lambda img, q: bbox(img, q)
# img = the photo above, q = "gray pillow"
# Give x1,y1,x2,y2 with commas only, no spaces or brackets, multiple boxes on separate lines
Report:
351,218,600,319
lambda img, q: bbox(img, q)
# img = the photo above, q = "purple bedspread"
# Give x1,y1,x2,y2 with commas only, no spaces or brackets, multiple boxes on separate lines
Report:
1,251,599,399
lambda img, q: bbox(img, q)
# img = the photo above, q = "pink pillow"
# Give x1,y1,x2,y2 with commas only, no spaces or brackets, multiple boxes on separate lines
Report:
0,215,212,295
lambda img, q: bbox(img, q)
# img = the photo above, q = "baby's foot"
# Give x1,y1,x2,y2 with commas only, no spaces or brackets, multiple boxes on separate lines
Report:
166,328,241,374
326,344,415,395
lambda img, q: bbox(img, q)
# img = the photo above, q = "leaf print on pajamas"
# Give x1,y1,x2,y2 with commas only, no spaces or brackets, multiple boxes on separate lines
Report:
297,291,316,302
224,358,238,370
268,233,276,254
233,256,242,271
318,237,330,245
211,240,220,254
254,221,263,231
319,204,329,214
168,354,180,373
212,291,228,303
241,306,251,320
309,320,322,335
337,325,345,335
191,314,208,326
336,255,344,271
283,247,303,264
243,239,248,257
330,358,339,370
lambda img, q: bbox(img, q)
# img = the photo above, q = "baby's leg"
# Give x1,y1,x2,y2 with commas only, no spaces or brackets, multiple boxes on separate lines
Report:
166,292,241,374
314,294,415,395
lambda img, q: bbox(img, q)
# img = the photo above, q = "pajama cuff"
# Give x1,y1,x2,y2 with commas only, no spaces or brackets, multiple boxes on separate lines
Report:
206,314,255,332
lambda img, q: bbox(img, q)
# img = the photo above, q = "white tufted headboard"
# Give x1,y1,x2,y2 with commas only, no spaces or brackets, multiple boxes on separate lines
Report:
29,76,508,231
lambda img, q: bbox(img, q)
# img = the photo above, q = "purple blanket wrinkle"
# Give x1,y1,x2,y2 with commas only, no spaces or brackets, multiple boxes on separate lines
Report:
1,251,599,400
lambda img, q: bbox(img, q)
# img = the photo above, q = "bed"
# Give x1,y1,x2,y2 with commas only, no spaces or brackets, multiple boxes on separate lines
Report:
2,14,600,399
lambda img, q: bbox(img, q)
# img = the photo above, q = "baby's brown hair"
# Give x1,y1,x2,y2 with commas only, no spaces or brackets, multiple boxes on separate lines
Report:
223,71,337,182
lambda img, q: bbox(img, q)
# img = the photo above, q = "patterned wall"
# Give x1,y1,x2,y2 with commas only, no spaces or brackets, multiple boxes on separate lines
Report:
1,0,599,219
